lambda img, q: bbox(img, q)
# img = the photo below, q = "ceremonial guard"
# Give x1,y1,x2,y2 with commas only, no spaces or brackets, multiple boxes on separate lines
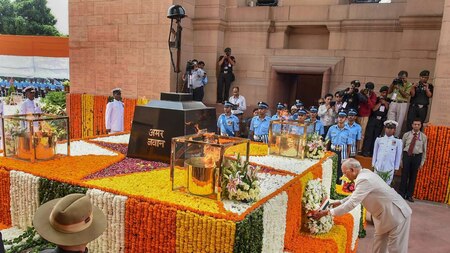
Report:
326,110,353,183
271,102,288,120
249,102,271,143
291,109,307,135
372,120,402,185
20,86,42,114
217,101,239,137
345,109,362,157
105,88,124,134
307,106,324,136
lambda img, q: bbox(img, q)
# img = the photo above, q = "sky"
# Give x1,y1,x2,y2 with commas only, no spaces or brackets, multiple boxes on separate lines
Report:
47,0,68,35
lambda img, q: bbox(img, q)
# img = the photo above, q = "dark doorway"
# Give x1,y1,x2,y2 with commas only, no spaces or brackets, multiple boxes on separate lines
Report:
272,72,323,109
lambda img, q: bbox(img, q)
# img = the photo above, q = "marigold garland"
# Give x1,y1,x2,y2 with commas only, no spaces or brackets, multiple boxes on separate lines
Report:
0,168,12,226
125,198,177,253
414,125,450,203
68,93,82,139
123,98,137,132
93,96,108,136
176,210,236,253
224,141,268,157
334,214,356,253
82,94,94,138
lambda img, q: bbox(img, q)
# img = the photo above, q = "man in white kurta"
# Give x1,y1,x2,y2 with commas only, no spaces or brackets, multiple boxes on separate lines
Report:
372,120,403,185
105,88,124,134
313,158,412,253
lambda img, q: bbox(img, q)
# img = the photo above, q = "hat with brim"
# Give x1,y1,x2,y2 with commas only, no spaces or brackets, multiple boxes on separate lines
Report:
309,106,318,113
224,101,234,108
384,120,398,128
338,111,347,117
111,88,122,94
33,194,107,246
348,109,358,116
24,86,36,93
297,109,307,115
257,101,269,109
276,103,286,110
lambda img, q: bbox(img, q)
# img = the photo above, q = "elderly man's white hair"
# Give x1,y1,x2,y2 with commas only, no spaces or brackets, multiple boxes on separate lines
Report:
342,158,362,171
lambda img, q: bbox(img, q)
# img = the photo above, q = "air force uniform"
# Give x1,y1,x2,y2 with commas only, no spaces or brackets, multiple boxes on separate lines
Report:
345,109,362,157
105,98,124,133
372,120,403,185
250,102,271,143
217,102,239,136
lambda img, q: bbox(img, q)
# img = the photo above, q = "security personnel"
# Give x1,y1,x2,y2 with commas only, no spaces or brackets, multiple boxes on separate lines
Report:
372,120,403,186
290,109,307,135
271,102,288,120
290,101,304,120
345,109,362,157
406,70,433,130
249,102,271,143
326,110,353,183
217,101,239,137
20,86,42,114
307,106,324,136
362,86,390,157
105,88,124,134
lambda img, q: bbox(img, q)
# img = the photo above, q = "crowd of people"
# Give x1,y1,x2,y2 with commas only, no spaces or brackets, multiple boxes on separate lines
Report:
0,77,65,98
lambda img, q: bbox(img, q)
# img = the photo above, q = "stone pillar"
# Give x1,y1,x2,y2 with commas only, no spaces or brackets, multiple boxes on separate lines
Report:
429,0,450,126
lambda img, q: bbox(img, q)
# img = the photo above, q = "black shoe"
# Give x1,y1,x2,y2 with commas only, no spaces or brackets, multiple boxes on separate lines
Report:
406,197,414,202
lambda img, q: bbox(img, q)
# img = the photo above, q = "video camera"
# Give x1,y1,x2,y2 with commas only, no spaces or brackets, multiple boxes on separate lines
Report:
344,80,361,93
185,59,198,73
392,78,403,86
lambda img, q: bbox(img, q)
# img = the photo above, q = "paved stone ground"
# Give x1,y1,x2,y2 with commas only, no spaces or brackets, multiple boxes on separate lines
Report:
357,200,450,253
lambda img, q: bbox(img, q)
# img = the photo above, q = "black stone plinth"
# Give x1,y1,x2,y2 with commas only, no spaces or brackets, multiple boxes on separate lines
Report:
127,92,216,163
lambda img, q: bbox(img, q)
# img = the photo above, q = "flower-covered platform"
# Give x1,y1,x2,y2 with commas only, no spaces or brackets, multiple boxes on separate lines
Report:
0,134,363,253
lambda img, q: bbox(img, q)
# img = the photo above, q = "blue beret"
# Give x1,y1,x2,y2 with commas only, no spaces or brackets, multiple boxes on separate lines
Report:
257,101,269,109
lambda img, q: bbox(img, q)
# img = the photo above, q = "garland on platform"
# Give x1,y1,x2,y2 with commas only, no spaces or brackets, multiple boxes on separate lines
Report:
261,192,288,253
82,94,94,138
38,178,87,205
233,207,263,253
9,171,39,229
302,179,333,235
87,189,127,253
68,93,82,139
414,125,450,203
93,96,108,136
0,168,11,226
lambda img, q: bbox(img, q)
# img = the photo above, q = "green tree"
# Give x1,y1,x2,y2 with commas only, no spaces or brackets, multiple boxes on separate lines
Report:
14,0,60,36
0,0,60,36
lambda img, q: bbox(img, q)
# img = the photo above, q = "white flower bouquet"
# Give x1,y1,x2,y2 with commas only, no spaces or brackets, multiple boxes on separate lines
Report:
305,133,328,159
302,179,334,234
222,156,261,202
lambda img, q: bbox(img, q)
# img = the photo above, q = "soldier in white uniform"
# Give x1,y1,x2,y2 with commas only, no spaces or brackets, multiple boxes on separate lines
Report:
20,86,42,114
105,88,124,134
372,120,403,185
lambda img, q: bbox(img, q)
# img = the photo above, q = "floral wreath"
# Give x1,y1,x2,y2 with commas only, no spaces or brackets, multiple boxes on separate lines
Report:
302,179,333,234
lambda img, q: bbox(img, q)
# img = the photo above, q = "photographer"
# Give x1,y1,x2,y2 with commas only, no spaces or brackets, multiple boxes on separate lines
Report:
387,70,412,137
357,82,377,152
190,61,206,101
217,48,236,103
182,59,197,93
342,80,365,111
406,70,433,130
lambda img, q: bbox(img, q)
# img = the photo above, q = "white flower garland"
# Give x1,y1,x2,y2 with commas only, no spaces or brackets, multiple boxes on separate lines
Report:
9,171,39,229
222,173,293,214
0,226,24,250
321,158,333,197
262,191,288,253
302,179,333,234
91,134,130,144
247,155,319,175
349,204,362,251
56,140,119,156
86,189,127,253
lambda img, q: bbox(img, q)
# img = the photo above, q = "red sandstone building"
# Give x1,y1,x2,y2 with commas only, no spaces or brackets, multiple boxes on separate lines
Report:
69,0,450,126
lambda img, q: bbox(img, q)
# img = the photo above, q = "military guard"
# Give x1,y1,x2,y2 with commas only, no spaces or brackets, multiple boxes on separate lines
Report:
249,102,271,143
290,109,307,135
372,120,403,185
326,110,353,183
217,101,239,137
345,109,362,157
271,102,288,120
307,106,324,136
20,86,42,114
105,88,124,134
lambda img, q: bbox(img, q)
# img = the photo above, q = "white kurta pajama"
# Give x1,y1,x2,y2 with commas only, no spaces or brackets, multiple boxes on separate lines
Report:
105,99,124,133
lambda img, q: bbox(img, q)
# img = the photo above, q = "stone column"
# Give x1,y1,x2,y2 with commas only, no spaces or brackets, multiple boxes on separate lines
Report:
429,0,450,126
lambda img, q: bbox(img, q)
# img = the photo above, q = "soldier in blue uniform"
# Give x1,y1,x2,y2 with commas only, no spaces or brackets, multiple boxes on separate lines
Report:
326,110,353,183
249,102,271,143
345,109,362,157
372,120,403,186
217,101,240,137
271,102,288,120
290,109,307,135
307,106,324,136
290,101,304,120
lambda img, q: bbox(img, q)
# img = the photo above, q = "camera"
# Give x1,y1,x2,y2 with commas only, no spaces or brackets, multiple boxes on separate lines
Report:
330,101,336,107
392,78,403,86
344,80,361,93
185,60,196,73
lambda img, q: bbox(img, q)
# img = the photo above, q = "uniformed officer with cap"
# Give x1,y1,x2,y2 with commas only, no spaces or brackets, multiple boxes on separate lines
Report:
407,70,433,130
290,109,307,135
249,102,271,143
372,120,402,185
290,101,304,120
326,110,353,183
345,108,362,157
272,102,288,120
20,86,42,114
217,101,239,137
307,106,325,136
105,88,124,134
